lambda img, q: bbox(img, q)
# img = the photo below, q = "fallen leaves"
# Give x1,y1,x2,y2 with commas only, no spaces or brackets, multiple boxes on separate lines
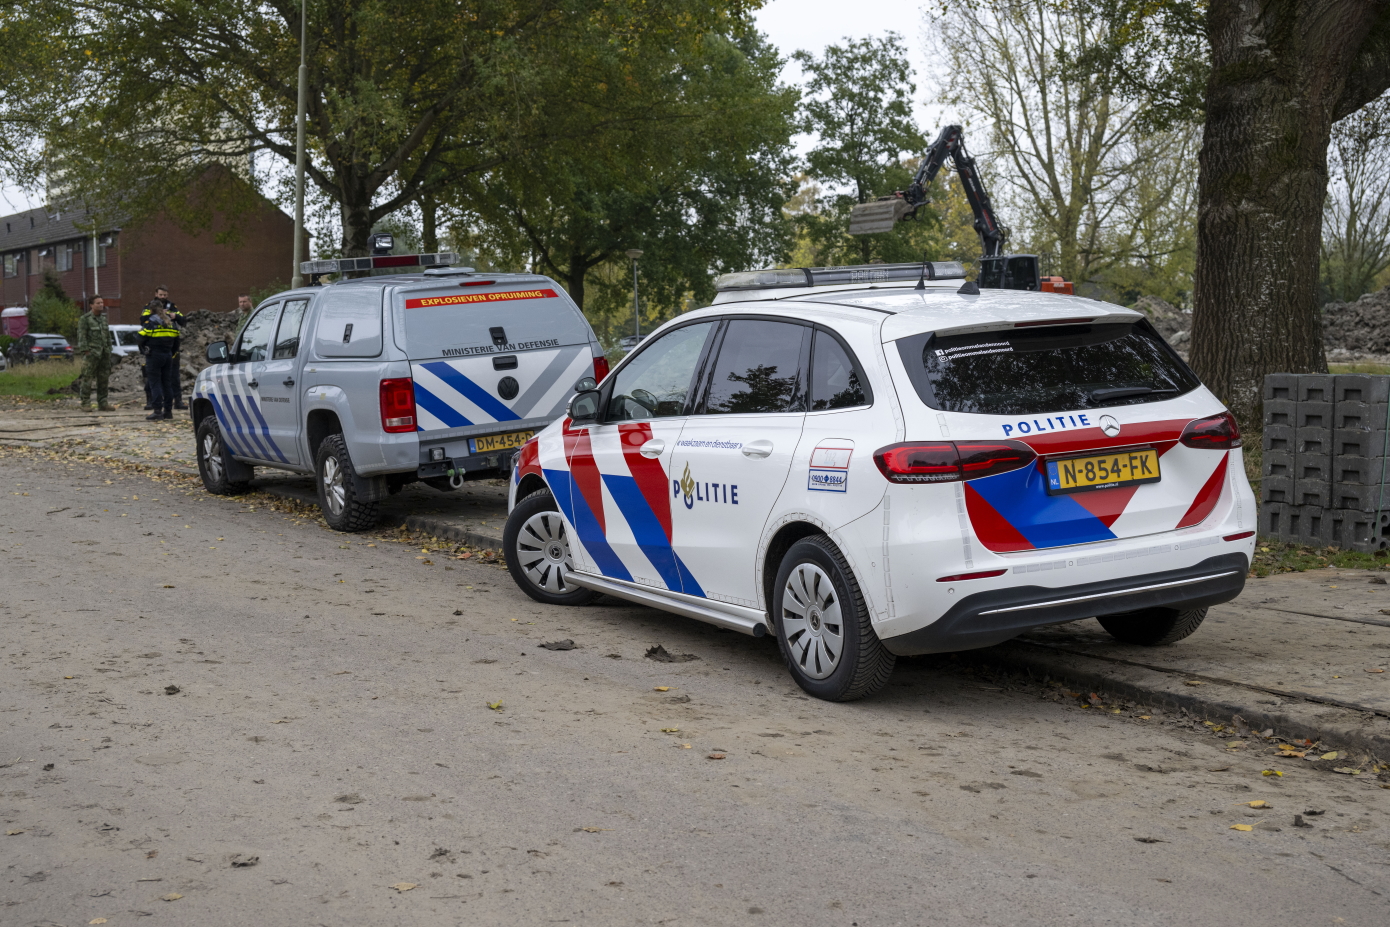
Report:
1229,824,1253,832
660,727,680,733
1262,769,1283,777
390,882,417,893
333,793,364,805
90,919,108,924
1367,667,1386,674
1241,800,1272,809
1183,680,1205,687
653,686,671,692
645,644,699,663
578,827,609,833
708,753,727,760
229,854,259,868
162,685,180,695
539,639,575,651
1333,767,1363,775
5,828,23,836
161,893,183,902
487,700,503,711
1321,751,1339,761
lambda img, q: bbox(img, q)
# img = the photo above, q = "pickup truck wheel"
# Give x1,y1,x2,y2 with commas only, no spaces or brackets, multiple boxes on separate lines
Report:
315,433,379,532
503,489,597,606
1097,606,1207,645
196,417,250,495
772,536,894,702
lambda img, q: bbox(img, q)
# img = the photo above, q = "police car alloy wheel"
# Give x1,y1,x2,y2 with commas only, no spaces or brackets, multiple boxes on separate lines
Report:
504,490,597,607
772,536,894,702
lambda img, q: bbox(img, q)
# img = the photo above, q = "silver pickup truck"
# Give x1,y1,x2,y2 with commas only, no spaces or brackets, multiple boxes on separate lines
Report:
190,256,606,530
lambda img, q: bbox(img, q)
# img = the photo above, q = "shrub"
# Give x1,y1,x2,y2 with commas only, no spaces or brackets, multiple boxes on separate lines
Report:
28,291,80,342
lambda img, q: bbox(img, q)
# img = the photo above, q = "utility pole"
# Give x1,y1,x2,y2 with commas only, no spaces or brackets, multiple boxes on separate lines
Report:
625,249,643,338
290,0,308,289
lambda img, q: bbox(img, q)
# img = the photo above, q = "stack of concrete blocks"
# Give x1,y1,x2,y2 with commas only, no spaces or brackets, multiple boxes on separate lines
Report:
1260,373,1390,551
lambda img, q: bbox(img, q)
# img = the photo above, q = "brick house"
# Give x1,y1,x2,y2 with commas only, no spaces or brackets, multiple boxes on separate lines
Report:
1,188,304,325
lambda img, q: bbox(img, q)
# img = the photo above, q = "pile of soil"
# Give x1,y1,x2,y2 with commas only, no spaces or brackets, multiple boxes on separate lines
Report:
1132,295,1191,355
176,310,242,380
1322,285,1390,361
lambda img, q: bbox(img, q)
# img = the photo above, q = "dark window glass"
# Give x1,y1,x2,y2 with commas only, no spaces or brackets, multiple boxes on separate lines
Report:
273,299,308,359
235,304,278,363
898,321,1200,415
702,320,808,415
810,331,867,410
605,321,716,422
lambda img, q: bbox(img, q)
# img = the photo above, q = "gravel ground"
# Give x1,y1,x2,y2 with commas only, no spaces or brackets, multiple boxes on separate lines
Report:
1,448,1388,926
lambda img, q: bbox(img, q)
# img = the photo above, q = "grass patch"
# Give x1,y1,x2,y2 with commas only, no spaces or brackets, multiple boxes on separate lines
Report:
0,359,80,399
1251,539,1389,577
1329,362,1390,374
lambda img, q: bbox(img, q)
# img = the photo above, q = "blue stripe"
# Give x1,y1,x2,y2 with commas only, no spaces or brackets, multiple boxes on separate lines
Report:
208,394,249,457
602,474,695,594
413,382,472,428
420,362,521,423
543,467,631,581
214,387,254,457
969,465,1116,548
241,390,291,464
229,393,275,461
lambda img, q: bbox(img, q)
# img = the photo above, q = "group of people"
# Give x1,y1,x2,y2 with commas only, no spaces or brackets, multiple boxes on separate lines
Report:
77,287,253,420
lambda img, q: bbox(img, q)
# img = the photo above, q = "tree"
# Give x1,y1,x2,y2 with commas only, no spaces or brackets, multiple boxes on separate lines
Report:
792,34,938,267
452,28,797,343
0,1,74,184
1190,1,1390,424
1321,91,1390,304
44,1,757,257
933,2,1199,289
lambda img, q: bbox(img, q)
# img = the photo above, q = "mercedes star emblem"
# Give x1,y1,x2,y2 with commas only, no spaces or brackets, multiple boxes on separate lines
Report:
1099,415,1121,437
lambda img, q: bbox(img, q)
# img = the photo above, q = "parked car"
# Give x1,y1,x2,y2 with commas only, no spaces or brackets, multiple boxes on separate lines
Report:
8,333,74,364
109,324,142,359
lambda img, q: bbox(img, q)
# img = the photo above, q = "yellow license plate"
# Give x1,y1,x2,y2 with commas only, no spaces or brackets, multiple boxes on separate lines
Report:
1046,448,1161,494
468,430,534,455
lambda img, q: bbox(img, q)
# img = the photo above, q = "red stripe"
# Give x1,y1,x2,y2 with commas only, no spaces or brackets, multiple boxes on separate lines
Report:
1068,484,1140,528
618,422,673,542
1016,418,1189,458
517,436,542,481
963,483,1035,552
1177,452,1229,528
563,422,605,534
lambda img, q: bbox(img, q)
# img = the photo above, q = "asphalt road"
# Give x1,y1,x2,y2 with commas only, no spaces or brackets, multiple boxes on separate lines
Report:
2,451,1387,926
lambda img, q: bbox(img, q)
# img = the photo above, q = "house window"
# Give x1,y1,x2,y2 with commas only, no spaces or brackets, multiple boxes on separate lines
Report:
2,254,15,278
28,250,40,275
89,235,111,268
57,243,74,272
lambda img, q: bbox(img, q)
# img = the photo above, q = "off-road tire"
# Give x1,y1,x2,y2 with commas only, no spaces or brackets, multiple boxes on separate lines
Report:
772,535,895,701
196,416,251,495
1097,606,1207,645
504,489,597,607
315,433,379,532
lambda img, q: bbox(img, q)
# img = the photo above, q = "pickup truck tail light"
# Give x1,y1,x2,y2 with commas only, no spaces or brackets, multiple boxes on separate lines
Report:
593,355,611,383
380,377,417,433
874,440,1037,484
1180,412,1242,450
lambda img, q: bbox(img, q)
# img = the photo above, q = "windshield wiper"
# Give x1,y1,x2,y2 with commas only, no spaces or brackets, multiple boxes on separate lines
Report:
1088,386,1179,404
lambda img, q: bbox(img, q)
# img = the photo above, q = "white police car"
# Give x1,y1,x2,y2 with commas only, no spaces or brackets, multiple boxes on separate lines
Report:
503,262,1255,701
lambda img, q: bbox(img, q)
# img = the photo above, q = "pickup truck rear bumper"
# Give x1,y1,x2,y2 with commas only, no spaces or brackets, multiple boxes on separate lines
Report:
417,447,519,482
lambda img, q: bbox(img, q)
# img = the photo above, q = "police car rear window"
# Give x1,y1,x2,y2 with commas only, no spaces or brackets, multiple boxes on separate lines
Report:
895,321,1199,415
396,285,590,360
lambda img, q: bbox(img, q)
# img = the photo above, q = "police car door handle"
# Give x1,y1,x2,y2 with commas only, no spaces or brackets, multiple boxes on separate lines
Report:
742,439,774,459
639,438,665,458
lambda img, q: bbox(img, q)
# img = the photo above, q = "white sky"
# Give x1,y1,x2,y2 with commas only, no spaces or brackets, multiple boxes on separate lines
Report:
0,1,940,222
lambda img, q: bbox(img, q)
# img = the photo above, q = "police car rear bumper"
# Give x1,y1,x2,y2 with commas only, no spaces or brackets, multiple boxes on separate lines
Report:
877,552,1248,656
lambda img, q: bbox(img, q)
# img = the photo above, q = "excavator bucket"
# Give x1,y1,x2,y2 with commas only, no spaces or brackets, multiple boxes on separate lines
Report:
848,197,913,235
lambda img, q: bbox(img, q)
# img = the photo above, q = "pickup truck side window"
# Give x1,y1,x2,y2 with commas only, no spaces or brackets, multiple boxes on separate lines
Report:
605,321,716,423
273,299,309,359
235,304,278,363
314,286,384,358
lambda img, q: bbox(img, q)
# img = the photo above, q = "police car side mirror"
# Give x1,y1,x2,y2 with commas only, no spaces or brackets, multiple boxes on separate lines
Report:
568,389,602,424
574,375,597,392
206,341,229,365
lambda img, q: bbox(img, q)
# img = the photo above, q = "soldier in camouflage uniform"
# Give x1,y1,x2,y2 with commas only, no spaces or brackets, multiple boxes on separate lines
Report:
77,295,115,412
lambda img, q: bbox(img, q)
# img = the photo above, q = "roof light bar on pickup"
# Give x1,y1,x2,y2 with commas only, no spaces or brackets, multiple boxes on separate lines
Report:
713,261,966,292
300,252,460,276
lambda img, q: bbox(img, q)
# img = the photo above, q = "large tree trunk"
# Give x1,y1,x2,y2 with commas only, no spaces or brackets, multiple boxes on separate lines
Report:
422,193,438,254
1192,1,1390,427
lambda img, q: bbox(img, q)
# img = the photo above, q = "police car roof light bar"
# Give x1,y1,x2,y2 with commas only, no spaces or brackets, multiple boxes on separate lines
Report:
300,252,460,276
714,261,966,292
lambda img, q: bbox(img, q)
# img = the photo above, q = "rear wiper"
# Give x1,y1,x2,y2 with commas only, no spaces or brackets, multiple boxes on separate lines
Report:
1088,386,1179,404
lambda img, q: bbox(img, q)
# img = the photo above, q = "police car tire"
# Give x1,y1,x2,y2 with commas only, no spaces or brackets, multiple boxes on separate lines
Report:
315,434,380,532
196,417,250,495
503,489,598,607
1097,606,1207,645
772,536,895,702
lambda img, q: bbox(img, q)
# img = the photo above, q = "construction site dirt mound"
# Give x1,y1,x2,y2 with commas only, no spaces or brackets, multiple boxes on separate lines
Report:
1322,285,1390,361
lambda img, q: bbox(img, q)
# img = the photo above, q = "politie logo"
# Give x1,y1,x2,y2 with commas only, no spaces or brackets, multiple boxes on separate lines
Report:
674,463,738,510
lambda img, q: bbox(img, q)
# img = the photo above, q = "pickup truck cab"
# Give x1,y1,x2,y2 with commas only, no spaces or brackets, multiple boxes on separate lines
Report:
190,256,606,530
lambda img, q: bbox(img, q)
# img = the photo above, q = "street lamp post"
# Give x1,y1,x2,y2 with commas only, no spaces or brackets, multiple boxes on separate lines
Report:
290,0,308,289
624,249,643,339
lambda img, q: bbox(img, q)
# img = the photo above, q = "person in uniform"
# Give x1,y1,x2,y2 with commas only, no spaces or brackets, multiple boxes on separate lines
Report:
76,295,115,412
137,305,180,421
143,286,187,411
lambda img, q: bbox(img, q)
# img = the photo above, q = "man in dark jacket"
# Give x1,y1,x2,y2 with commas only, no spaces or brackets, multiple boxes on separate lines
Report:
137,307,181,421
143,286,187,411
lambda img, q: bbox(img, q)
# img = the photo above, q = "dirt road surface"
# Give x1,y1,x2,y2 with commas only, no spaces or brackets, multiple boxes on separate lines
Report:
2,451,1387,926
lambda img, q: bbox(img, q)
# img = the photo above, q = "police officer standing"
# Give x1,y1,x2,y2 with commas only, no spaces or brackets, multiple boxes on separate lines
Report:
76,295,115,412
142,286,187,411
137,304,180,421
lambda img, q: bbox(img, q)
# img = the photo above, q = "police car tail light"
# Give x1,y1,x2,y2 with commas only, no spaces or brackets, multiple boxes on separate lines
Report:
593,355,611,383
1180,412,1242,450
379,378,417,433
873,441,1036,484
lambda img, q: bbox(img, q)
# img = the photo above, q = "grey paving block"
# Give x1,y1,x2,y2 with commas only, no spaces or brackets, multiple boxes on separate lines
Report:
1263,373,1299,402
1259,501,1289,538
1334,400,1390,431
1327,510,1389,552
1333,373,1390,405
1291,504,1329,546
1295,428,1332,455
1295,453,1330,482
1332,455,1388,486
1329,483,1390,513
1263,449,1294,479
1295,401,1333,429
1293,480,1331,507
1262,425,1294,453
1332,430,1389,457
1296,375,1334,403
1260,475,1292,504
1262,398,1296,428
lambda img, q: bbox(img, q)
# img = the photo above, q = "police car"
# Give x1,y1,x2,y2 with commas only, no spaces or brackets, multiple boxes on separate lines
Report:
502,261,1255,701
190,254,606,530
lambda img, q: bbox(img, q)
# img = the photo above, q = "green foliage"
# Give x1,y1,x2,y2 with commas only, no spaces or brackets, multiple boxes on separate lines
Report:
1321,93,1390,304
28,291,80,342
0,358,81,399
